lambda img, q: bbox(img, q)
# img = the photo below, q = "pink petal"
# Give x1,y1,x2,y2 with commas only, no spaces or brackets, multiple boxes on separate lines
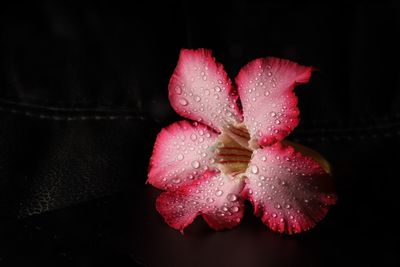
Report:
169,49,242,132
236,57,313,147
156,171,245,232
243,142,336,234
148,120,219,190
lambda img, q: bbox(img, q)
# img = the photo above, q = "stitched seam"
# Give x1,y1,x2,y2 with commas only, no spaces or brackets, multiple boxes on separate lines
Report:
0,106,143,121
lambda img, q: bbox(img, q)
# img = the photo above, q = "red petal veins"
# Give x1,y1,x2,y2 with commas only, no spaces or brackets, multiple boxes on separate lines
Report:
236,57,313,147
148,120,219,191
243,142,336,234
156,172,245,232
169,49,242,132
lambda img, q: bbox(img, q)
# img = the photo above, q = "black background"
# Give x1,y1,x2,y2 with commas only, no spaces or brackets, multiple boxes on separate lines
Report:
0,1,399,266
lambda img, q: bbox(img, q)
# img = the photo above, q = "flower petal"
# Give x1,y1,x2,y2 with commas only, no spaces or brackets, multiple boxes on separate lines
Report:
236,57,312,147
243,142,336,234
169,49,242,132
148,120,219,190
156,171,245,232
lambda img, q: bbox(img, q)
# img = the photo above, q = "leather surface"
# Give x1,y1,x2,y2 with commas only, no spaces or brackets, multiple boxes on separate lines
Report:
0,1,399,266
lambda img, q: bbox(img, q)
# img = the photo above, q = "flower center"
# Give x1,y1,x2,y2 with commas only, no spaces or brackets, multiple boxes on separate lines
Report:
211,123,255,177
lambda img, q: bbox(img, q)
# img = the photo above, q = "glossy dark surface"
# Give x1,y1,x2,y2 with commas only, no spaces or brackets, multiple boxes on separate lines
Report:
0,1,399,266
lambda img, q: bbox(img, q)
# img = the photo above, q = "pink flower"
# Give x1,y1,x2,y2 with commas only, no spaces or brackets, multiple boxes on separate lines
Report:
147,49,336,234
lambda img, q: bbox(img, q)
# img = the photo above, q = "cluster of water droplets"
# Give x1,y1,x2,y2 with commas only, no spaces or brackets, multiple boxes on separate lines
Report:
245,146,331,231
167,174,242,223
160,121,220,189
172,61,240,130
240,61,297,143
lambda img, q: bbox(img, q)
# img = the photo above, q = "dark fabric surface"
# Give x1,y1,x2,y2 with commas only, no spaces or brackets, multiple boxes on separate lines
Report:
0,1,399,266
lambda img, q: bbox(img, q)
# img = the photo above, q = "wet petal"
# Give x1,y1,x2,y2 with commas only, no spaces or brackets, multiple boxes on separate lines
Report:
243,142,336,234
236,57,312,147
169,49,242,132
148,121,219,190
156,172,245,232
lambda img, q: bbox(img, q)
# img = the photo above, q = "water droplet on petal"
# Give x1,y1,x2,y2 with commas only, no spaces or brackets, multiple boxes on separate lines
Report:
251,165,259,174
214,86,221,92
272,213,277,218
194,95,201,102
270,112,276,117
172,178,181,184
276,204,282,209
264,90,270,96
259,175,266,181
215,190,223,197
174,86,182,95
177,154,184,161
206,197,214,203
275,120,281,125
191,160,200,169
227,193,237,202
179,98,188,106
190,134,197,141
286,204,291,209
261,156,267,161
230,206,240,213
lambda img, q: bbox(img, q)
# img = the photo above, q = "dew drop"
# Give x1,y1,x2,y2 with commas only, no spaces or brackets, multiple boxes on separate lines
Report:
264,90,270,96
215,190,223,197
275,120,281,125
227,193,237,202
209,158,215,164
206,197,215,203
272,213,277,218
194,95,201,102
179,98,188,106
172,178,181,184
230,206,240,213
174,86,182,95
259,175,266,181
177,154,184,161
276,204,282,209
190,134,197,141
286,204,291,209
251,165,259,174
261,156,267,161
204,89,210,95
214,86,221,92
191,160,200,169
270,112,276,117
